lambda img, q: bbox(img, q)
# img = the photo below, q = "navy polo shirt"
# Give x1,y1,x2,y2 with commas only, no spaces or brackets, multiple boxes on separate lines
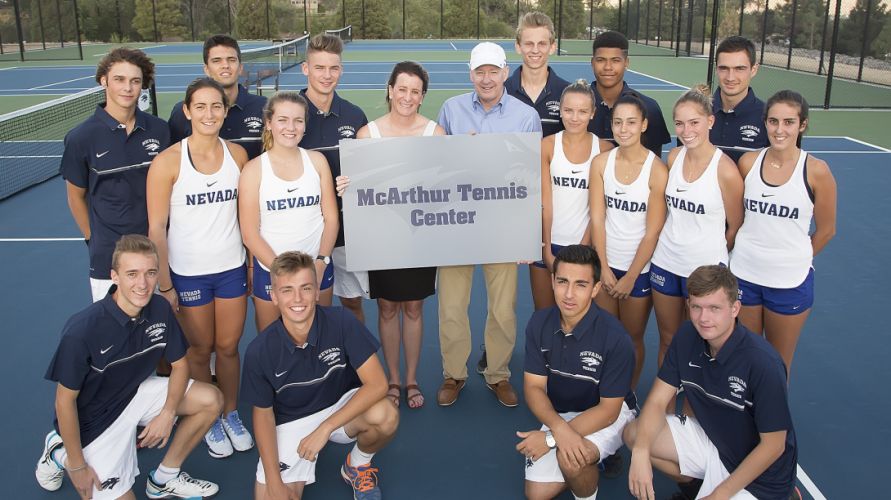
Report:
44,287,188,447
505,66,570,137
524,303,636,413
242,306,380,425
298,89,368,247
711,88,768,163
168,85,267,159
587,82,670,158
659,322,797,499
60,105,170,279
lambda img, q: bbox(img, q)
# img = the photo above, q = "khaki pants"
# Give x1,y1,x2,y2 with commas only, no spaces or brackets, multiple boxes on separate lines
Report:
437,263,517,384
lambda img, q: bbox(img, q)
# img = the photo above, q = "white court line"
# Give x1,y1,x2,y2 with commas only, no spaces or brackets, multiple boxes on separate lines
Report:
797,464,827,500
92,44,167,56
845,136,891,153
626,69,688,90
450,42,457,51
29,75,94,90
0,238,83,242
0,67,17,71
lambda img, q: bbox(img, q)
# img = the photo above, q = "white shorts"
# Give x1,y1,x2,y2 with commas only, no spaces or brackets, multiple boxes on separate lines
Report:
89,278,114,302
256,388,359,485
332,247,369,299
57,376,194,499
666,415,758,500
525,402,637,483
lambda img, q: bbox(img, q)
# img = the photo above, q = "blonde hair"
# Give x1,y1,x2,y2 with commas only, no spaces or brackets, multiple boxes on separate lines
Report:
270,251,317,285
674,83,713,116
111,235,158,271
307,33,343,58
560,78,594,106
516,11,555,43
261,92,308,152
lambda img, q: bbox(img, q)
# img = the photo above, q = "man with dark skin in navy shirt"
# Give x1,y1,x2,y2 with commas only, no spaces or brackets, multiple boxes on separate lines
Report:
624,265,798,500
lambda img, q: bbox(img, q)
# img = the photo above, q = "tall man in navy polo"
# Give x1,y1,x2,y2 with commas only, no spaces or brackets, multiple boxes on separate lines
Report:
435,41,541,409
710,36,769,163
625,265,798,500
168,34,267,159
298,33,370,323
242,251,398,500
588,31,670,158
505,11,570,137
35,235,223,499
61,48,170,302
518,245,637,500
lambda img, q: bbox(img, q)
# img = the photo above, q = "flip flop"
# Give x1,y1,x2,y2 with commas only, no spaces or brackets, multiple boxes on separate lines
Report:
405,384,424,409
386,384,401,408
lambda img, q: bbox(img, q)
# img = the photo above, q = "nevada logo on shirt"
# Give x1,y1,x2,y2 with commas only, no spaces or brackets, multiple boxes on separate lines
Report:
728,376,747,399
546,100,560,115
739,125,760,143
338,125,356,138
142,138,161,155
245,116,263,132
318,347,343,366
580,351,602,373
145,322,167,342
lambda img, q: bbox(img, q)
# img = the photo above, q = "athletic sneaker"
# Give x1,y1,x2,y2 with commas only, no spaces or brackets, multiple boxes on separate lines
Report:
35,430,65,491
222,410,254,452
146,470,219,499
476,344,487,374
341,455,381,500
204,417,233,458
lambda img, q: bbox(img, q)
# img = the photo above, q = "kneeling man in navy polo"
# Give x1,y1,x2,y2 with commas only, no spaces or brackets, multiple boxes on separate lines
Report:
625,265,798,500
35,235,223,499
243,251,398,500
517,245,638,500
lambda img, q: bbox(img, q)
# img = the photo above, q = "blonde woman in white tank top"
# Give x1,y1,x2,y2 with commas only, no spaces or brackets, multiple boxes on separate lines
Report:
147,79,252,457
651,86,744,368
239,92,339,333
532,81,613,310
348,62,445,410
732,92,836,378
589,94,668,389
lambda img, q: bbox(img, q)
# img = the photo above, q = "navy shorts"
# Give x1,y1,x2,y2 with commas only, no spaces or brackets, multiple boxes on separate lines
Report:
252,256,334,301
533,243,565,269
611,267,652,298
649,263,688,298
171,264,248,307
737,268,814,315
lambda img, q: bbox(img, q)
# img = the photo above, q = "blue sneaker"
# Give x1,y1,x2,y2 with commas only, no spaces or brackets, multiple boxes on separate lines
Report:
340,455,381,500
204,417,233,458
35,430,65,491
221,410,254,452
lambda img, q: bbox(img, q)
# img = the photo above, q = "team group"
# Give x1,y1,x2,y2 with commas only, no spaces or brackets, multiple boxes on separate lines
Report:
32,9,836,500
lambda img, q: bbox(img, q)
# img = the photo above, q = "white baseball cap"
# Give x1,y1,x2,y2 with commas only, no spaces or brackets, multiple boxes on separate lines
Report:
470,42,507,70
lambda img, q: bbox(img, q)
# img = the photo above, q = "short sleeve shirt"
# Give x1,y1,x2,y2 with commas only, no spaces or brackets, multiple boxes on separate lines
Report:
524,304,636,413
44,287,188,447
59,105,170,279
505,66,570,137
437,90,542,136
298,90,368,247
241,306,380,425
659,322,797,499
711,88,768,163
587,82,670,158
168,85,267,159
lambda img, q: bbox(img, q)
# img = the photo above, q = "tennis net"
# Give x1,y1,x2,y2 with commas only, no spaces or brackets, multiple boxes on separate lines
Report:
326,25,353,44
240,35,310,91
0,86,105,199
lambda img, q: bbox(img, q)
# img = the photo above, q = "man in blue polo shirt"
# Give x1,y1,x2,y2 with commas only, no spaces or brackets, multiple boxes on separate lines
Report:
243,251,398,500
517,245,637,500
35,235,223,499
625,265,798,500
711,36,769,163
435,41,541,409
299,33,370,323
505,11,570,137
62,48,170,302
588,31,670,158
168,34,267,159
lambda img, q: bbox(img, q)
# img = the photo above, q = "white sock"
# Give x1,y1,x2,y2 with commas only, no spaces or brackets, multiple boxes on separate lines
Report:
152,464,180,485
51,447,67,469
573,488,597,500
349,444,374,466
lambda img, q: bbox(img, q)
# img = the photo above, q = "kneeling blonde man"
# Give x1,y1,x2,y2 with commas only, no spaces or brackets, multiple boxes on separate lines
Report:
518,245,638,499
244,251,398,500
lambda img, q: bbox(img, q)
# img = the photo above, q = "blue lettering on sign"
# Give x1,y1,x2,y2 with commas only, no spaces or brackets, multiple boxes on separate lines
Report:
186,188,238,206
265,195,321,211
665,195,705,214
456,182,528,201
744,198,799,219
357,186,451,206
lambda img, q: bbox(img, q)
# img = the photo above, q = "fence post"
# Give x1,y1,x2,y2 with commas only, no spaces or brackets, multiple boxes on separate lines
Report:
363,0,367,38
657,0,664,47
645,0,651,44
558,0,564,55
685,0,694,55
190,0,196,42
700,0,707,55
675,0,683,55
759,0,769,65
36,0,47,50
707,0,720,87
227,0,232,35
439,0,443,39
343,0,347,27
858,0,874,81
304,0,308,34
477,0,481,39
403,0,406,39
786,0,797,69
55,0,64,46
738,0,744,35
618,0,623,32
152,0,158,42
590,0,594,40
12,0,25,61
818,0,830,74
114,0,123,40
824,0,841,108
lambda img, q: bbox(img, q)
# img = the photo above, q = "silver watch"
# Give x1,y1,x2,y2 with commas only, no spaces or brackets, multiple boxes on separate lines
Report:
316,255,331,265
544,431,556,448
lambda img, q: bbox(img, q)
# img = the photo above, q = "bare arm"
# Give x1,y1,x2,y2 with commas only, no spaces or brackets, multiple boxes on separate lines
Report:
138,356,190,448
540,136,555,268
238,159,278,270
146,149,178,305
311,151,339,258
66,182,91,240
706,431,787,499
55,384,101,498
736,150,759,179
717,155,745,251
588,153,610,273
624,159,669,279
628,378,677,500
253,405,290,492
807,156,837,256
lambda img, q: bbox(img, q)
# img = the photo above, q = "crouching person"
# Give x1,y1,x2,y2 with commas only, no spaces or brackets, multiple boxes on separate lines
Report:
517,245,638,500
244,251,399,500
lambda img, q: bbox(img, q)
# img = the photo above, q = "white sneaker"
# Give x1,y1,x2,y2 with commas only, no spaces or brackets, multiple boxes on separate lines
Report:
221,410,254,452
204,417,233,458
35,430,65,491
146,471,219,499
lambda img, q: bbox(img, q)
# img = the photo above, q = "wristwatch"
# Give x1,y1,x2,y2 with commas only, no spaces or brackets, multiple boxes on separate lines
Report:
316,255,331,265
544,431,556,449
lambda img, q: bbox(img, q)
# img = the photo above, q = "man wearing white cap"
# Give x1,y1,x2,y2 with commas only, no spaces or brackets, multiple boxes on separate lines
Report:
436,42,541,408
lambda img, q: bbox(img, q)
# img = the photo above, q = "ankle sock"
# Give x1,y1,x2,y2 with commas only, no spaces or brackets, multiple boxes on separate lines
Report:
152,464,180,485
349,444,374,467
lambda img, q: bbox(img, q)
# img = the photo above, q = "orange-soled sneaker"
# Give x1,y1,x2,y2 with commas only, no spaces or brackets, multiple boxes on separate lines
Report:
340,455,381,500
